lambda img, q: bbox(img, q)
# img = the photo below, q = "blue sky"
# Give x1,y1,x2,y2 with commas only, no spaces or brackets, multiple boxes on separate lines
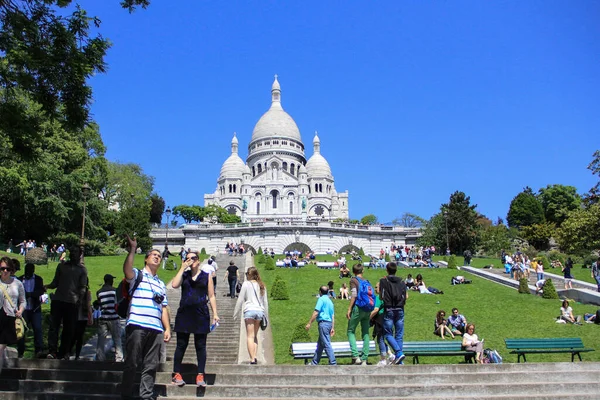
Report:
81,1,599,223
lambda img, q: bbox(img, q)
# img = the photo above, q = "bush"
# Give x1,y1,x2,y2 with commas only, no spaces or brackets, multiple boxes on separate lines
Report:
384,254,390,262
523,245,538,258
289,322,311,352
24,248,48,265
264,257,275,270
542,279,559,299
447,255,458,269
582,254,597,269
518,278,530,294
255,252,264,266
200,248,206,255
271,276,289,300
548,250,566,265
358,247,365,256
257,246,263,256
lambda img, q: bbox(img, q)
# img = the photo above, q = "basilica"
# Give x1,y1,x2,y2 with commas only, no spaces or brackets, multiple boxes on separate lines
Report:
204,76,349,222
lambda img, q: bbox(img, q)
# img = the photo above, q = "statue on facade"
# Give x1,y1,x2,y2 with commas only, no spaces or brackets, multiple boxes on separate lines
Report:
301,196,307,210
242,198,248,211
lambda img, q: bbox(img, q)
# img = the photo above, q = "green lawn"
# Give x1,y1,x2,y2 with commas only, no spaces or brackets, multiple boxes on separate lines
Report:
432,255,597,285
258,258,600,364
0,251,203,358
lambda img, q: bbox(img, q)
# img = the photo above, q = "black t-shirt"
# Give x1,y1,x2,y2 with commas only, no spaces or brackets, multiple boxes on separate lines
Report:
226,265,238,280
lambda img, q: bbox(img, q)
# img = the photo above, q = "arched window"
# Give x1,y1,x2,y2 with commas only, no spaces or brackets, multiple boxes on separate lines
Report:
289,201,293,214
233,184,237,193
283,162,288,171
256,202,260,215
229,184,232,193
270,190,279,209
315,183,318,192
319,183,323,192
252,166,256,176
290,164,295,175
257,164,262,173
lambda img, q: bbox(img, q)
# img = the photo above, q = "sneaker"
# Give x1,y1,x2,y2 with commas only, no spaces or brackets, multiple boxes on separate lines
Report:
377,360,387,366
46,353,56,359
172,372,185,386
196,373,207,387
353,357,362,365
387,354,396,365
360,360,368,366
394,353,406,365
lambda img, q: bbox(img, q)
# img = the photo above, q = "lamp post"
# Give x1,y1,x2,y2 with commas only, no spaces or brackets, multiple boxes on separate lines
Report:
443,209,449,255
165,206,172,249
80,183,91,265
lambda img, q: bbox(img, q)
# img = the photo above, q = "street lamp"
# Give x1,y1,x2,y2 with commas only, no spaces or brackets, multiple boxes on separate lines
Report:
165,206,172,249
443,209,449,255
80,183,91,265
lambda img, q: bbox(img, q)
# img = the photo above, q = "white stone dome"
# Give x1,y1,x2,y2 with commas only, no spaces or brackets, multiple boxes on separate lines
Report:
250,76,302,143
306,132,332,178
219,133,245,180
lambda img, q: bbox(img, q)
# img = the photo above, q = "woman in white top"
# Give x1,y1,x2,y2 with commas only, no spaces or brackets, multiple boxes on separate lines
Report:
234,266,268,364
560,300,581,324
0,257,26,371
462,323,484,364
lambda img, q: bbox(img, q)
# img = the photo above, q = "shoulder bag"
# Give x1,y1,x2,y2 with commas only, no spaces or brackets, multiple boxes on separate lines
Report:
0,282,28,340
250,282,268,330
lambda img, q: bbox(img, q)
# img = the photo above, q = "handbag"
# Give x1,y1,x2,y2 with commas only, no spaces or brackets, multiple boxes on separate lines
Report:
250,283,268,331
0,282,28,340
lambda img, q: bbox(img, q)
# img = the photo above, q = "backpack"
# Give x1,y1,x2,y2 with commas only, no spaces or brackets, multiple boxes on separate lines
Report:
484,348,503,364
380,277,406,309
115,269,144,319
354,277,375,311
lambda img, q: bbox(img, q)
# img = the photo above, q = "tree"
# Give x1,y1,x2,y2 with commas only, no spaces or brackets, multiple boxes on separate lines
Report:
172,205,205,223
444,191,480,254
479,223,514,257
360,214,378,225
520,222,555,251
584,150,600,206
556,203,600,255
0,0,149,159
149,194,165,224
507,187,545,228
417,213,445,250
392,212,425,227
537,184,581,226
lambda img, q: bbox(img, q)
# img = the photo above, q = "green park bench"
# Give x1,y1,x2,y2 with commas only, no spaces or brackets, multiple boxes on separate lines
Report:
504,337,594,363
291,340,475,365
403,341,475,364
290,340,376,364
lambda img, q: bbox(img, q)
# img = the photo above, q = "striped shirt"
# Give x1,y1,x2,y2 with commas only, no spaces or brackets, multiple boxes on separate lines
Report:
97,286,119,321
126,268,168,332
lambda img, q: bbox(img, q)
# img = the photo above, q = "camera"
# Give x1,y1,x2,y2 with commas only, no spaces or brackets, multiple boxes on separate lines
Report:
153,293,165,304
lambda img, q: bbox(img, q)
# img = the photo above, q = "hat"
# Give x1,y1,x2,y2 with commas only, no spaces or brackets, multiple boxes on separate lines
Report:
104,274,117,282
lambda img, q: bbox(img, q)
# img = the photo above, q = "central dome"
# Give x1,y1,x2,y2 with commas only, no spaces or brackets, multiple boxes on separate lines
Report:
250,76,303,143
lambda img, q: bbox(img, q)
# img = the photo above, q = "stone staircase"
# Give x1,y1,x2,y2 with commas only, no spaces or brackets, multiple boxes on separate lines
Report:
1,359,600,399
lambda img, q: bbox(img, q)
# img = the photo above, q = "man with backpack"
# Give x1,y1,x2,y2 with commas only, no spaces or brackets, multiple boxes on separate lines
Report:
379,261,408,365
346,263,375,365
121,236,171,400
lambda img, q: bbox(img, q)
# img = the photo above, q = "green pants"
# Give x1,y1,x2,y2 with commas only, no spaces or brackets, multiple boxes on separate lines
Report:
347,306,371,360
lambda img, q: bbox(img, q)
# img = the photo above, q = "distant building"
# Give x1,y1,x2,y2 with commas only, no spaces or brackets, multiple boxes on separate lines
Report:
204,76,349,221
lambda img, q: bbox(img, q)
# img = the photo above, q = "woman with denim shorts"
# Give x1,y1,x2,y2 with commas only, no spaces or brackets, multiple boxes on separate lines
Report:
233,266,268,364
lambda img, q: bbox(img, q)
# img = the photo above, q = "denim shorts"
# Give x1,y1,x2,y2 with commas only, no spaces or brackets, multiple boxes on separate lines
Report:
244,310,264,320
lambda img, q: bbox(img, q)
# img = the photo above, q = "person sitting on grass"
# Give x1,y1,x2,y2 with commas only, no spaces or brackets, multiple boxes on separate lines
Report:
405,274,415,289
447,308,467,336
327,281,336,299
339,283,349,300
559,300,582,324
339,264,351,279
433,310,454,339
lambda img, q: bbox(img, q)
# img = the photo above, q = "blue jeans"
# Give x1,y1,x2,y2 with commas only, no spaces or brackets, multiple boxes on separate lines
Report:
228,278,237,298
312,321,336,365
377,333,387,357
17,310,43,355
537,273,544,281
383,308,404,357
595,276,600,292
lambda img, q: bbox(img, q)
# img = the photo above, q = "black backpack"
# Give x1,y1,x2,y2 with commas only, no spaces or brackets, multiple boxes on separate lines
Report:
115,269,143,318
380,277,406,309
595,309,600,325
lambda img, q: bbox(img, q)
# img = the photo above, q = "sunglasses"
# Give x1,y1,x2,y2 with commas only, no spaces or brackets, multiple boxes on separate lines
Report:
0,267,11,272
187,256,198,261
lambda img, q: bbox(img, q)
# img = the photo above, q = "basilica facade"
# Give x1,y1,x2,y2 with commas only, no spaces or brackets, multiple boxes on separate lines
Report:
204,76,349,221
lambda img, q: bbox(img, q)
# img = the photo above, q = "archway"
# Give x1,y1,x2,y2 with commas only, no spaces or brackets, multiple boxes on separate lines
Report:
243,244,257,255
283,242,312,255
338,244,360,254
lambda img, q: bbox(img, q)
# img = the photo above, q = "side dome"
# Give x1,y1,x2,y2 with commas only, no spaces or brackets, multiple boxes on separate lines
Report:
306,131,332,178
219,133,245,180
250,75,302,143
